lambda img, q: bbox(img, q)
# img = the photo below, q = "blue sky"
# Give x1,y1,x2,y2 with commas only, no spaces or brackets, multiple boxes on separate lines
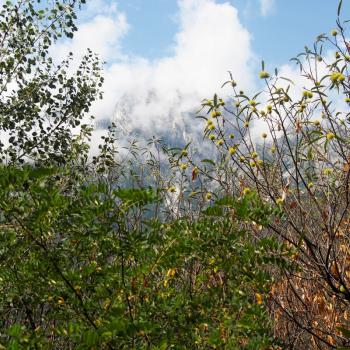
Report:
58,0,348,145
113,0,345,66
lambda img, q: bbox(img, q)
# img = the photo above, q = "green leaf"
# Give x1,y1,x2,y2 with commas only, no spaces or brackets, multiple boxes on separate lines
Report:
7,324,22,338
201,158,216,166
338,326,350,337
114,188,159,207
215,196,235,207
202,205,224,216
28,167,57,179
82,330,99,347
338,0,343,16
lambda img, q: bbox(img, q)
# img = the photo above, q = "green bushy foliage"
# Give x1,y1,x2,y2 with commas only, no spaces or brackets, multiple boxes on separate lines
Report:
3,0,350,349
0,164,287,349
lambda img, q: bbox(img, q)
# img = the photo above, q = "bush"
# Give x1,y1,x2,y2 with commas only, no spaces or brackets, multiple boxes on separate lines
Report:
2,0,350,349
198,2,350,347
0,165,286,349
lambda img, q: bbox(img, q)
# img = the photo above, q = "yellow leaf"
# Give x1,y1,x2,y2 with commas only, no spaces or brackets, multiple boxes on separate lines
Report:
255,293,263,305
166,268,176,278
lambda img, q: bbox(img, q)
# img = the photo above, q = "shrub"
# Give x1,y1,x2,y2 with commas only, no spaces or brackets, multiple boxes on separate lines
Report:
0,165,286,349
199,2,350,347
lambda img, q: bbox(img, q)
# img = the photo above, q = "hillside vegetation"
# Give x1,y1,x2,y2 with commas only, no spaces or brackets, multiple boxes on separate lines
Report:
0,0,350,349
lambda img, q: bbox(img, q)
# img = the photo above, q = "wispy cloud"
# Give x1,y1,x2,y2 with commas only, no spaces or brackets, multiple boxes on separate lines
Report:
259,0,275,17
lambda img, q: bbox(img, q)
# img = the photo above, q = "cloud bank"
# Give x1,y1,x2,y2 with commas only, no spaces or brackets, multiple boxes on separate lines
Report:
52,0,257,148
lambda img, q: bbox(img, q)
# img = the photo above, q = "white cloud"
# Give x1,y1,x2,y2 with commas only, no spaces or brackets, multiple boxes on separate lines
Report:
53,12,129,64
259,0,275,17
83,0,120,18
52,0,257,153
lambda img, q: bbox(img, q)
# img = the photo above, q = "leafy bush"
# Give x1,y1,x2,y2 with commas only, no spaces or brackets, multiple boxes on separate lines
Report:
197,1,350,347
0,165,286,349
2,0,350,349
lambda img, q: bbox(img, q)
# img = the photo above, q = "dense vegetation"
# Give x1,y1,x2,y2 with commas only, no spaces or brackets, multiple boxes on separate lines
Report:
1,0,350,349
